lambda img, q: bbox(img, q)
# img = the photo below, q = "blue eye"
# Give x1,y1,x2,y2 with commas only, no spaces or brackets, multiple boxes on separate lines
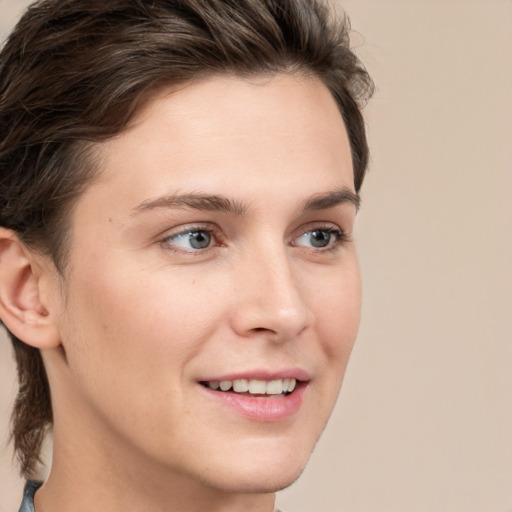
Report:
166,230,213,250
296,228,342,249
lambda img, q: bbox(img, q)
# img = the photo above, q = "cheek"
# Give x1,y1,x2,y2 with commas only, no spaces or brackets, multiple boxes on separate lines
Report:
55,261,221,437
312,259,362,360
61,256,226,375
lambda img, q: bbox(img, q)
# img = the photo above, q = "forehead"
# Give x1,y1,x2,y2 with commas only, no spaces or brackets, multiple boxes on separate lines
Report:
77,74,353,221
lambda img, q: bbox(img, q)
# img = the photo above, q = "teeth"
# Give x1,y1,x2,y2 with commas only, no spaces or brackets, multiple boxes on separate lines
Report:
206,378,297,395
266,380,283,394
232,379,248,392
219,380,232,391
248,379,267,394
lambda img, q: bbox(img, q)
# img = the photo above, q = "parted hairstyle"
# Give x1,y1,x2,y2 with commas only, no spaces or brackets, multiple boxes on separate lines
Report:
0,0,373,478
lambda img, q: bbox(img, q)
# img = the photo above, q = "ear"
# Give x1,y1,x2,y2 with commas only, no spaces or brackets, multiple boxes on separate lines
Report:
0,228,61,349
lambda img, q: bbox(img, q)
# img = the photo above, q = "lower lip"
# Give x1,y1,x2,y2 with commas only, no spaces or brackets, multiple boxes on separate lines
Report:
199,383,308,422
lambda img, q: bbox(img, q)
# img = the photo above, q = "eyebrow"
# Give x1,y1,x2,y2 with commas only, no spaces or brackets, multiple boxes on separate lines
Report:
132,193,247,216
302,187,361,212
131,187,359,217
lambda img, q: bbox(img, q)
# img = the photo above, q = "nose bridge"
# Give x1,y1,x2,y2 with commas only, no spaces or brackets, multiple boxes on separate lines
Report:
231,238,312,341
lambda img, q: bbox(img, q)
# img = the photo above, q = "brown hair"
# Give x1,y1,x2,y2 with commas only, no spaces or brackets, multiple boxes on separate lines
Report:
0,0,373,477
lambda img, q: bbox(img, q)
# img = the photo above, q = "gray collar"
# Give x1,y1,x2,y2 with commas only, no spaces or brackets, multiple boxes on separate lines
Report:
19,481,42,512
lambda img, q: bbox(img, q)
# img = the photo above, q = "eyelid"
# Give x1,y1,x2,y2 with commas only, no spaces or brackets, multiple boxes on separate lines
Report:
159,222,224,254
157,220,350,256
291,222,350,251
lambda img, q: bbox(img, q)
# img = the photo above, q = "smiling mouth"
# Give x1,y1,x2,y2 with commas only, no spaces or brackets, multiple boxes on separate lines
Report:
200,378,297,396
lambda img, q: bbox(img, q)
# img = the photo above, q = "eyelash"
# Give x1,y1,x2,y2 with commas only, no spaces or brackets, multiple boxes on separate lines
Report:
159,223,223,256
292,226,349,253
159,223,349,256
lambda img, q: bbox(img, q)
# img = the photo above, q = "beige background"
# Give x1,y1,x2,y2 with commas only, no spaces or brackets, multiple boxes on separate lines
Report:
1,0,511,511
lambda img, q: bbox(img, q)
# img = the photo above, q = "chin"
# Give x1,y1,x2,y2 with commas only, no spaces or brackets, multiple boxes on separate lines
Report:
197,444,313,495
205,463,307,495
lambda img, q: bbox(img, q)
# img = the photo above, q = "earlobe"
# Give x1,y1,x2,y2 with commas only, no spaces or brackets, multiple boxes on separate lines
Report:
0,228,61,349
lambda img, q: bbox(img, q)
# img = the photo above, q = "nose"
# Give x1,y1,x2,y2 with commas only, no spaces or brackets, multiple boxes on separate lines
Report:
229,246,313,342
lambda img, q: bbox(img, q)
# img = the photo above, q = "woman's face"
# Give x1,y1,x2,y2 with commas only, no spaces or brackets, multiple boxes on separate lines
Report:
47,74,361,494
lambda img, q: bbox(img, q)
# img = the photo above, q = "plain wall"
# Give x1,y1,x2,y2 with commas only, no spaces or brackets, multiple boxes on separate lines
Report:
1,1,511,511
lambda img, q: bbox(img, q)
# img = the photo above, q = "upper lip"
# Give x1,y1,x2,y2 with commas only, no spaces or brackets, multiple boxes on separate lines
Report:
199,368,311,382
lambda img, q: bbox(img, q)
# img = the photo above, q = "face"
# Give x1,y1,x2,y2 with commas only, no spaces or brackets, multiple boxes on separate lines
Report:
46,74,361,494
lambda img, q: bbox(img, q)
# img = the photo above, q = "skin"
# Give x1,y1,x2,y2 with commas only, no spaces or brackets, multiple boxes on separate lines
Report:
7,74,361,512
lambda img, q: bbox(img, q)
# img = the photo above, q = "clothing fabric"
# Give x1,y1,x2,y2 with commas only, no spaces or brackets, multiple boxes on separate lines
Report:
18,481,42,512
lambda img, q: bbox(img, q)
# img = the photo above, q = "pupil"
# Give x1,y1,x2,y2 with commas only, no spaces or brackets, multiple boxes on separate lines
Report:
189,231,211,249
311,230,330,248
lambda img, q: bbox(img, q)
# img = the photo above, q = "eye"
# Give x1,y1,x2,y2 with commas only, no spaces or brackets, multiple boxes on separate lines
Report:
163,228,215,251
294,227,345,250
